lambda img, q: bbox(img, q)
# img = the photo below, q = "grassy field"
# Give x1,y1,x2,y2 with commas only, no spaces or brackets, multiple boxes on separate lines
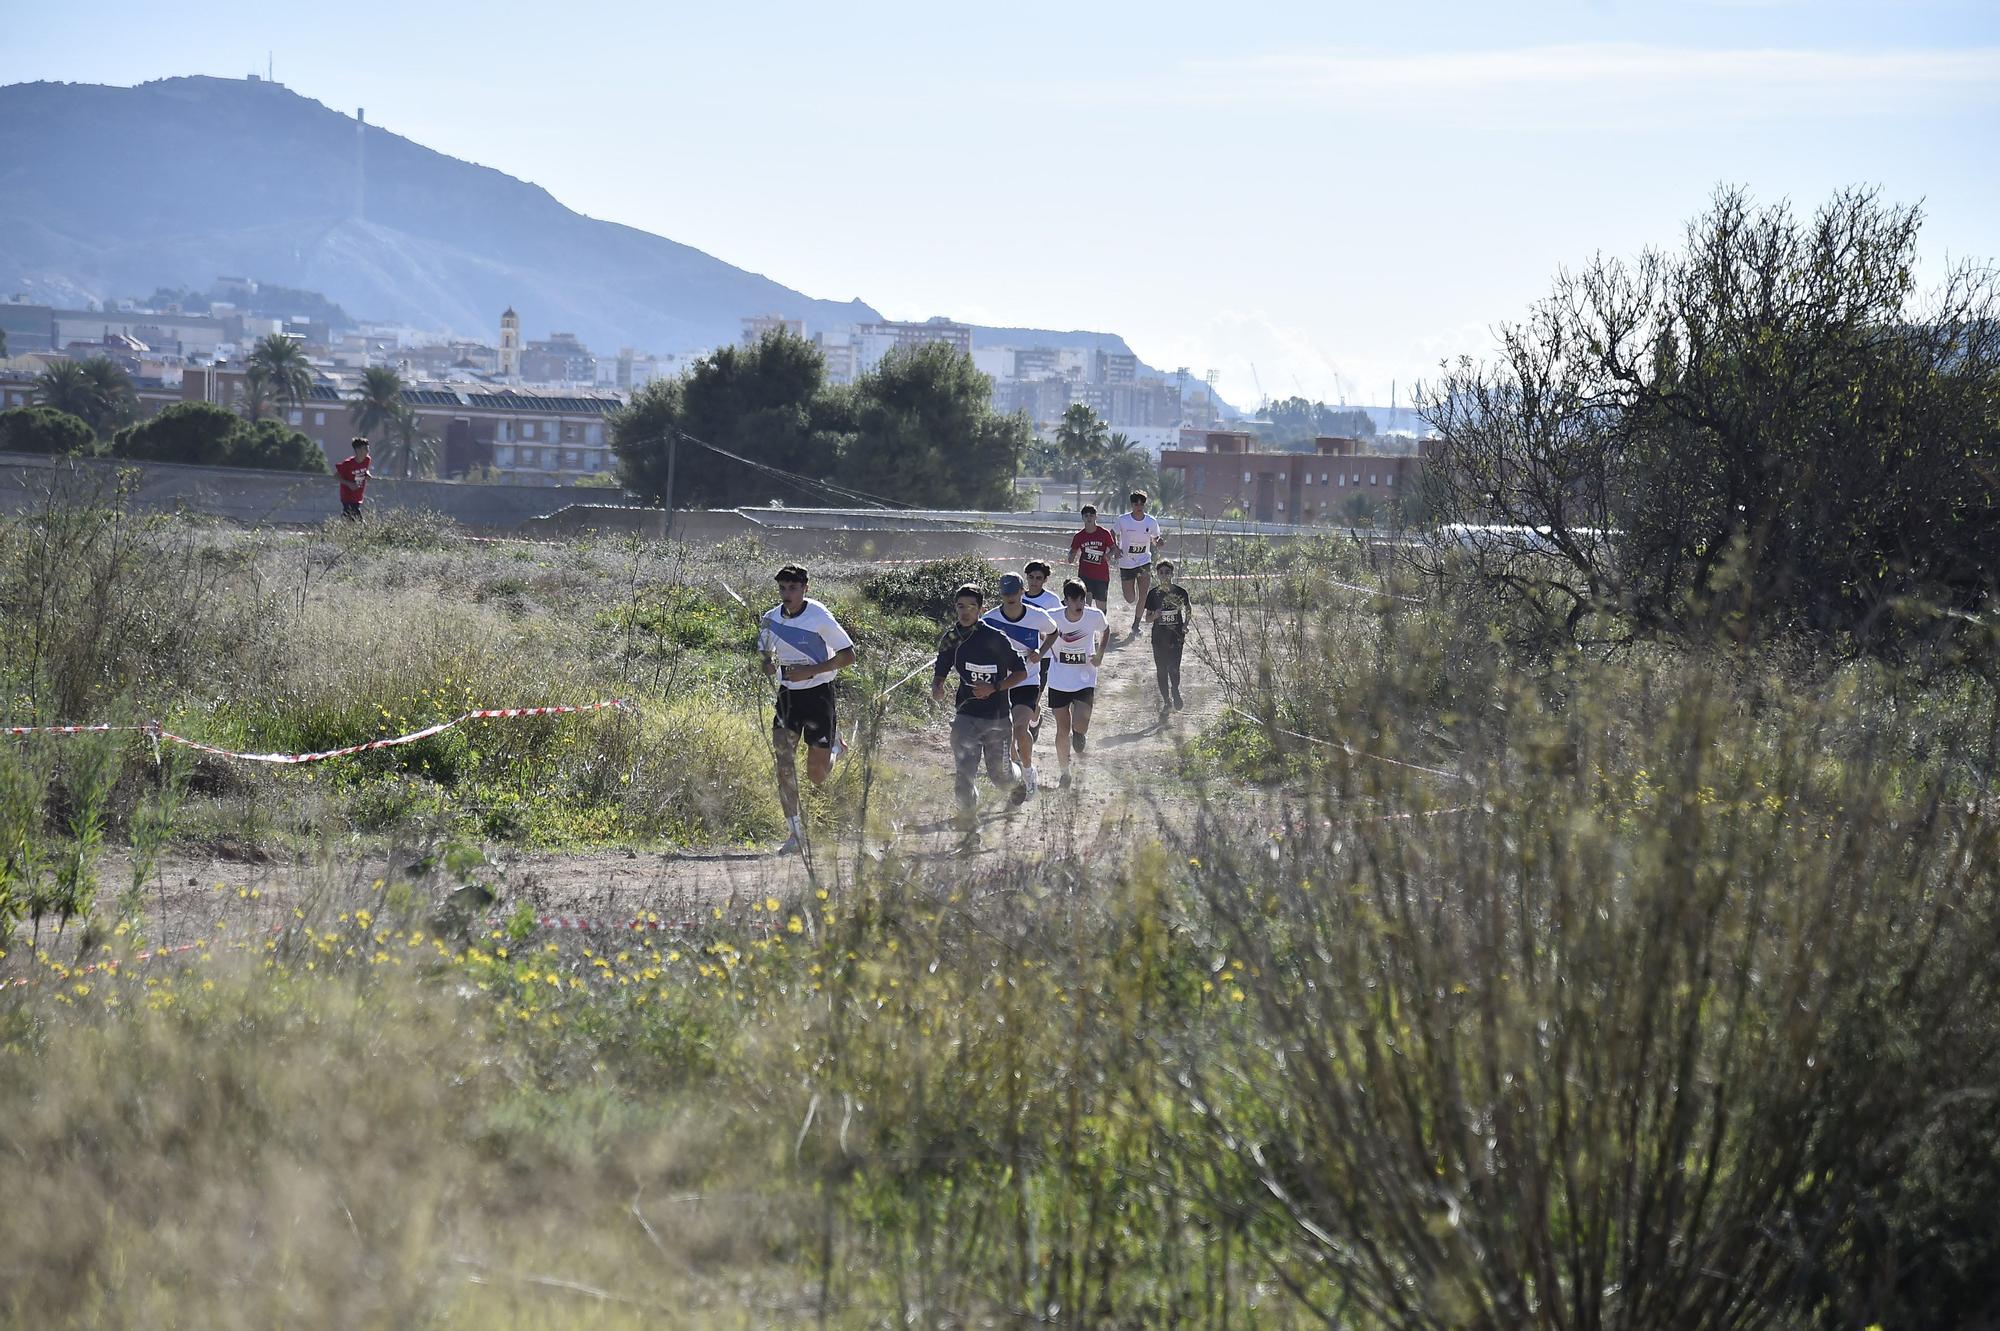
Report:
3,491,1998,1328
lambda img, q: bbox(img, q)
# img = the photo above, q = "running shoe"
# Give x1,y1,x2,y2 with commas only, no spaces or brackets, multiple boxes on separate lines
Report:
1173,691,1185,711
776,831,804,856
1009,782,1030,806
1072,732,1087,755
1059,770,1073,790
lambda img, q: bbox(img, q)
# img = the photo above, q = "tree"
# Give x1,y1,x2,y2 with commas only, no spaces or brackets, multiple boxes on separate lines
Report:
1260,397,1376,450
0,406,96,456
32,360,97,421
350,366,406,445
841,342,1025,509
239,367,274,423
613,331,836,508
109,401,325,472
0,327,8,359
245,333,314,420
1419,186,2000,655
1055,403,1108,511
1090,431,1155,509
111,401,240,465
33,357,134,438
380,406,439,479
78,358,137,435
1151,467,1187,514
236,419,330,473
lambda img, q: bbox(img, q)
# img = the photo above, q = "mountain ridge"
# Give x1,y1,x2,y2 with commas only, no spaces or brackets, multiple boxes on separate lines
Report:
0,75,1196,390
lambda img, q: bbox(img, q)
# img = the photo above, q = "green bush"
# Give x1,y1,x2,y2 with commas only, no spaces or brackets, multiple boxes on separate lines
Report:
860,555,995,619
108,401,327,473
0,405,96,456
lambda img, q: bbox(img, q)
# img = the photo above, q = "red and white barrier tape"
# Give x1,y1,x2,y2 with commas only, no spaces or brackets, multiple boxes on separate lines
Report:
493,914,779,935
5,941,207,990
5,700,627,765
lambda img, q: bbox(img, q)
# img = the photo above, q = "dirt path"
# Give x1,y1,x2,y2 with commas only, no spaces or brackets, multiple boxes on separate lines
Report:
85,623,1228,949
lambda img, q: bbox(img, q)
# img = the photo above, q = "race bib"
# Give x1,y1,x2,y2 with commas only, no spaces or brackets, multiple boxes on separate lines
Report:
1057,650,1088,665
965,663,997,683
1126,544,1148,554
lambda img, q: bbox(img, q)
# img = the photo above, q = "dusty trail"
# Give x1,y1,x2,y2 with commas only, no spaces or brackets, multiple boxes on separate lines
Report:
99,622,1230,947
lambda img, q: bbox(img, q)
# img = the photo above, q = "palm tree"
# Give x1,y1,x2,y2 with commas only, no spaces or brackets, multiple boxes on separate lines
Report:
350,365,407,445
1055,402,1107,511
33,359,98,421
33,357,134,437
1091,431,1154,508
246,333,314,419
240,366,274,422
381,405,439,479
78,357,136,435
1152,467,1187,515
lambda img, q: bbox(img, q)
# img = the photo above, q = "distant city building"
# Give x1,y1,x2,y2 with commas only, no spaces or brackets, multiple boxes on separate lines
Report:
169,365,625,484
498,307,521,379
742,313,805,345
519,331,596,385
1157,432,1430,525
0,302,56,355
1091,349,1137,385
851,316,972,376
815,334,857,386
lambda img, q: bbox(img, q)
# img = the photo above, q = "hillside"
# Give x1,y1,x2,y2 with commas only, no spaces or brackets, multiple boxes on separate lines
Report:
0,75,876,352
0,75,1208,391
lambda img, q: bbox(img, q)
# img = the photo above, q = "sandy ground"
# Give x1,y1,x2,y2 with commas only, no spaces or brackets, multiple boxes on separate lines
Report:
69,622,1227,952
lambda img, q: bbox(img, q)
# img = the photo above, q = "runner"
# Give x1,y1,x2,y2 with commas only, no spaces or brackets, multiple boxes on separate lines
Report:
980,572,1059,801
1143,559,1194,718
1022,560,1063,617
758,564,856,855
1113,490,1166,637
931,583,1030,850
1068,506,1118,613
1045,578,1108,789
1021,561,1062,745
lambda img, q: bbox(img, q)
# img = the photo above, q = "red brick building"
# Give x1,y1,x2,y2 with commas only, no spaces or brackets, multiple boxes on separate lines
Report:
1159,431,1430,525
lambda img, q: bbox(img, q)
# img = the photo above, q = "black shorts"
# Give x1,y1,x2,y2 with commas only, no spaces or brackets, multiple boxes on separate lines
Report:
773,682,837,748
341,500,363,519
1081,574,1109,600
1047,686,1095,710
1120,564,1151,584
1007,682,1044,712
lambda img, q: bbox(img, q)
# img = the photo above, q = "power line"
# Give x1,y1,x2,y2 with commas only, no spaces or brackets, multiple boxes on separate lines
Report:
640,428,913,511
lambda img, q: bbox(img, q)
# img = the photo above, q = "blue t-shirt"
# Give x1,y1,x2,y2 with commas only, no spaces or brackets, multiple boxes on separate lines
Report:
932,622,1023,719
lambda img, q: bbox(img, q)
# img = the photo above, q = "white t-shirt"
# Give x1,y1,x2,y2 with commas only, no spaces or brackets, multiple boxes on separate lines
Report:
979,602,1058,668
1023,587,1063,615
1046,606,1107,692
1113,513,1162,570
760,597,855,690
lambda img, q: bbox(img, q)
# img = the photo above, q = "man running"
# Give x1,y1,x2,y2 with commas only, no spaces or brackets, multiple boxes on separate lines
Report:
759,564,856,855
1022,560,1063,617
1113,490,1165,637
1068,506,1117,613
1021,561,1062,743
1143,559,1194,718
932,583,1030,850
980,572,1058,801
1045,578,1108,789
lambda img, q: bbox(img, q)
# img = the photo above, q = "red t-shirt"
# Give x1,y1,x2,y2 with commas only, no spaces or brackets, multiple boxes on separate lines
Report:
1070,525,1118,578
336,455,371,504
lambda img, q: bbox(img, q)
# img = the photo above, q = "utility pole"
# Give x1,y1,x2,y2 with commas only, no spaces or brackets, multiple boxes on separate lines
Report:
663,429,678,543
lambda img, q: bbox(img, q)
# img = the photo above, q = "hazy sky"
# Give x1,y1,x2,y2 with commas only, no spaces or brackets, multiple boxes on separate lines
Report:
5,0,1996,410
